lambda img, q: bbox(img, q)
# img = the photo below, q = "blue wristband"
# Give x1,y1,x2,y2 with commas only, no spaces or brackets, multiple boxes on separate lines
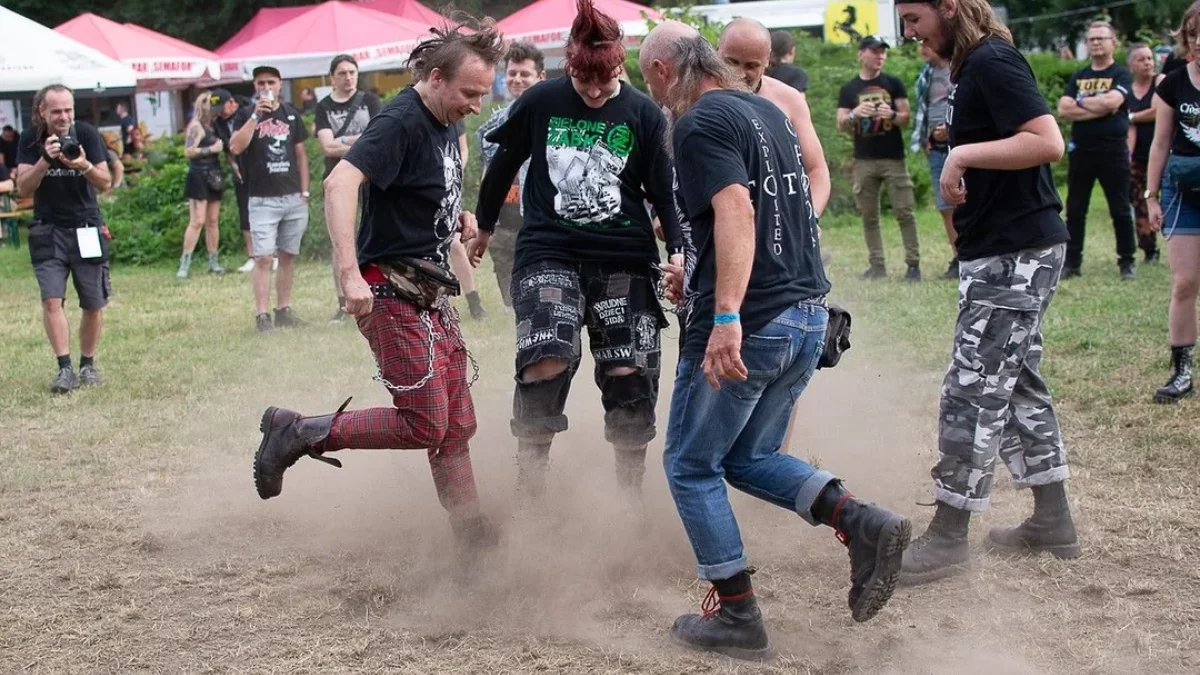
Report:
713,312,740,325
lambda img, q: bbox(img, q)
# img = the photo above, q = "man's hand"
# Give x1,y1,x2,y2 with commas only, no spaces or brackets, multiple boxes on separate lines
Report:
876,102,894,119
932,123,949,143
211,139,224,154
340,269,374,317
458,211,478,244
468,230,490,267
702,322,748,390
255,97,275,117
1148,198,1163,232
44,135,62,162
853,102,875,119
62,152,91,173
940,149,967,206
659,260,684,305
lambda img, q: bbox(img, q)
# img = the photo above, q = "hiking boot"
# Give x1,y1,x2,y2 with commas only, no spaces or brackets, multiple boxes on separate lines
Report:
1061,266,1081,279
253,398,351,499
208,252,225,275
987,482,1081,559
50,367,79,394
942,258,959,280
274,306,307,328
905,264,921,282
815,481,911,622
669,570,771,661
255,313,274,333
1145,249,1160,264
899,501,971,586
79,364,103,387
466,291,487,320
1154,345,1194,404
861,265,887,280
515,439,552,505
1120,262,1136,281
176,253,192,280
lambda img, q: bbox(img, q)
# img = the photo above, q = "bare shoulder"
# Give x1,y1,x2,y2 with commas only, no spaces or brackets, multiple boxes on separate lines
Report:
759,76,805,115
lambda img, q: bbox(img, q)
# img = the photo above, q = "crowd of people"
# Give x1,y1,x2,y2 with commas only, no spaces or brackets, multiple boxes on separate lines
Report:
10,0,1200,662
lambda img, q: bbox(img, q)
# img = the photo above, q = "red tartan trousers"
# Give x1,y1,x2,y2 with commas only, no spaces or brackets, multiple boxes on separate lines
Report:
325,293,480,516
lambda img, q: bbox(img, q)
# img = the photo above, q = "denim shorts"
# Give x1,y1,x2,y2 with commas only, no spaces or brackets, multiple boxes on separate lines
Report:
1160,183,1200,237
928,147,950,212
248,193,309,256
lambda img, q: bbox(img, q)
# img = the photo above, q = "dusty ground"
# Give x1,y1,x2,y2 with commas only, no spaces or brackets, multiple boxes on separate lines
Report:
2,243,1198,673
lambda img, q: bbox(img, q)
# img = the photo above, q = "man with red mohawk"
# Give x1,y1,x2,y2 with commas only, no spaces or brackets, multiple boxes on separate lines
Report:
472,0,683,509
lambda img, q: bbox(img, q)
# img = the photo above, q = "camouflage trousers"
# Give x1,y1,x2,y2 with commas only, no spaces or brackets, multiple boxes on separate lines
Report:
933,243,1071,512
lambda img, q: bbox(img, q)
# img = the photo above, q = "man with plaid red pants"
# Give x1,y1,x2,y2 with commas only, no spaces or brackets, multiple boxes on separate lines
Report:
252,20,507,547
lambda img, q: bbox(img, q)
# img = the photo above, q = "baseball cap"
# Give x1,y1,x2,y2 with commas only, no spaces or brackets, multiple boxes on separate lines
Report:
859,35,891,50
209,89,233,107
252,65,282,80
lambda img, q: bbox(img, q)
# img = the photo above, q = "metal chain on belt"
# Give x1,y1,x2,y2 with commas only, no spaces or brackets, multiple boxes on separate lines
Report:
371,304,480,393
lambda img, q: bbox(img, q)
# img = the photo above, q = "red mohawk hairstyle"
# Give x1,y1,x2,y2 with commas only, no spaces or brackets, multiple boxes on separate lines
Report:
564,0,625,82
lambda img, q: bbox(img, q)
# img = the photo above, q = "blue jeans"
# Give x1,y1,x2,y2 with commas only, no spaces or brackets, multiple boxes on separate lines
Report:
928,147,950,212
664,301,837,581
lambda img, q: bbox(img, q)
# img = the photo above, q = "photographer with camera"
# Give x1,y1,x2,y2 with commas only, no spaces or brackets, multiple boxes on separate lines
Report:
16,84,113,393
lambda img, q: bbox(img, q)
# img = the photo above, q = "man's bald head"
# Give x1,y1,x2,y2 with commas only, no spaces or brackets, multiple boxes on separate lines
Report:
719,17,771,50
638,20,746,118
639,20,699,66
717,18,772,90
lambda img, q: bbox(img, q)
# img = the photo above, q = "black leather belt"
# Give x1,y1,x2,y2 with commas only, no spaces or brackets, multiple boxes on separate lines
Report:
370,283,401,299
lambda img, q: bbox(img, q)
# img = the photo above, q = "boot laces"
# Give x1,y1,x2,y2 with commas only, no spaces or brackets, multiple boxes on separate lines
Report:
831,492,855,546
701,586,720,619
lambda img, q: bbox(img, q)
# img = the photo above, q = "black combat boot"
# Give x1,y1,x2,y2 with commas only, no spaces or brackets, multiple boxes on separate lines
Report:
253,398,350,499
899,501,971,586
1154,345,1194,404
987,482,1080,559
670,570,771,661
466,291,487,320
813,481,911,622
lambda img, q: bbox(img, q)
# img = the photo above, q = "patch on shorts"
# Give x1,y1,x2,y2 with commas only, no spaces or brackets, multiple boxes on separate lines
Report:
539,287,563,304
606,273,631,297
636,312,659,351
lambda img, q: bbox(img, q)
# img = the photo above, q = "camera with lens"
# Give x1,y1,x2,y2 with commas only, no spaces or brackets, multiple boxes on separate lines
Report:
59,133,83,161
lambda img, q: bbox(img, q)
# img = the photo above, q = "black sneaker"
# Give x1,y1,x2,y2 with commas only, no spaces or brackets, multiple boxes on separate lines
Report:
905,265,921,282
1120,263,1136,281
50,367,79,394
861,265,887,280
79,364,103,387
1061,267,1081,279
256,313,274,333
942,259,959,280
274,306,307,328
1145,250,1161,264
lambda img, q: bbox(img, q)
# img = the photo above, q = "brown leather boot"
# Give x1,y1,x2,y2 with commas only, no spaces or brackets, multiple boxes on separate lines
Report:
253,398,350,499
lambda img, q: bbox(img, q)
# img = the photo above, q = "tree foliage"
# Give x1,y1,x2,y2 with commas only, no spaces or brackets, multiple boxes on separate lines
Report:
1003,0,1195,50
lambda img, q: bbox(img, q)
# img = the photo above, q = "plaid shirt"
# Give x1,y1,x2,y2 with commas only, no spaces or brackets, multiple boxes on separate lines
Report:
910,63,934,153
477,102,530,215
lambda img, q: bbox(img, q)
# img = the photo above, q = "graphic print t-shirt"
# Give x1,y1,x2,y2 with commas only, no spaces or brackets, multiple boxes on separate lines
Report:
1064,63,1133,150
1128,82,1157,164
947,37,1068,261
838,74,908,160
16,122,108,225
314,91,383,176
1153,66,1200,158
343,87,463,270
242,103,308,197
672,91,830,358
483,77,676,271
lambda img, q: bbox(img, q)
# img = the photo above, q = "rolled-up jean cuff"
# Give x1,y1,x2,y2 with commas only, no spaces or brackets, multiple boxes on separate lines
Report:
932,488,990,513
794,468,837,526
697,555,749,582
1011,465,1070,489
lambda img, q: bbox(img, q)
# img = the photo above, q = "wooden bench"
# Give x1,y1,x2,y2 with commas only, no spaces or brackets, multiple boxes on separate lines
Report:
0,194,33,248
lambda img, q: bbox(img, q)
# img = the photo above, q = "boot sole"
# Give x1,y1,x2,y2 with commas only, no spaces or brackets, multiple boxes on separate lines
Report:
1153,389,1194,404
668,631,773,662
985,538,1081,560
253,407,281,500
852,516,912,623
897,559,970,587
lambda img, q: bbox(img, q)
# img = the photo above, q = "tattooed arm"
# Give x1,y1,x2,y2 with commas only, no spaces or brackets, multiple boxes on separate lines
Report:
183,122,219,160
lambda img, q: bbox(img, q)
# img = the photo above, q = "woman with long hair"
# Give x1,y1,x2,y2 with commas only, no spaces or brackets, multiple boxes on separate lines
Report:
1146,1,1200,403
179,91,225,278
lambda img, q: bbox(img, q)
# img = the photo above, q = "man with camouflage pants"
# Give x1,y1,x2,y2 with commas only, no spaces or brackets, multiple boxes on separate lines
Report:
897,0,1080,585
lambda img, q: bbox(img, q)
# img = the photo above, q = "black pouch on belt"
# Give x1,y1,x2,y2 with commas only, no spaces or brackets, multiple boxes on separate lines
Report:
817,304,852,370
376,257,461,310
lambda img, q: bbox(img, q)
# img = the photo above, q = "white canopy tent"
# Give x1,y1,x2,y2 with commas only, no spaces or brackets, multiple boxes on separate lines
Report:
0,6,138,95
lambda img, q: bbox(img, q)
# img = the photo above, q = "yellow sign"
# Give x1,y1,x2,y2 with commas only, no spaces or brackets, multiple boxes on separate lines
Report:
824,1,878,44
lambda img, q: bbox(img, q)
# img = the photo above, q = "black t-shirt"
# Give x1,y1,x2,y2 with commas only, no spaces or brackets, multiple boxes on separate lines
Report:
765,63,808,93
483,76,677,271
948,37,1068,261
0,135,16,169
1129,81,1157,164
673,90,829,358
1064,63,1132,150
1162,52,1188,75
240,103,308,197
119,115,135,150
0,163,9,181
344,87,463,270
1154,66,1200,158
314,90,383,176
15,122,108,225
838,74,908,160
213,109,246,175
